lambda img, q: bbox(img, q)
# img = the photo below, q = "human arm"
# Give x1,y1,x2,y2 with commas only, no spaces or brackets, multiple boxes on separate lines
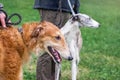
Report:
0,3,7,28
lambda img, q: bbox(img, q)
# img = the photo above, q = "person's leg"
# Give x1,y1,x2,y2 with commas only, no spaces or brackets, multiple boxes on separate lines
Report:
36,53,55,80
36,9,71,80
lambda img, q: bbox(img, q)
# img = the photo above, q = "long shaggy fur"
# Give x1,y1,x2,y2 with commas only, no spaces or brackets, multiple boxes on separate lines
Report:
0,21,70,80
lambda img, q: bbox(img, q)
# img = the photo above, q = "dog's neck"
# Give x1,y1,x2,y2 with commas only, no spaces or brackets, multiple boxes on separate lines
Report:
61,19,79,35
19,23,39,52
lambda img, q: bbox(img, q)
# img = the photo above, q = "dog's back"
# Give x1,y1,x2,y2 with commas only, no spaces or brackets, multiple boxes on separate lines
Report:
0,27,27,57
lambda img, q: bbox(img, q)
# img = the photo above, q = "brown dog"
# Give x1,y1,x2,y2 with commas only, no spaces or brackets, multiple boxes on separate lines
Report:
0,21,72,80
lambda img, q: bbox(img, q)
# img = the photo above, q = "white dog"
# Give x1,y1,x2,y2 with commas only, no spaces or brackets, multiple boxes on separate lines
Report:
55,13,100,80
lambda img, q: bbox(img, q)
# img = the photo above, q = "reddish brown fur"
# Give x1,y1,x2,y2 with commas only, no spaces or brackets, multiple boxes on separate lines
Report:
0,27,27,80
22,21,66,52
0,21,66,80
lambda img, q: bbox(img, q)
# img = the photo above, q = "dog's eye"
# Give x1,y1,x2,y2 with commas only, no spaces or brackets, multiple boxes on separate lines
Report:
85,17,91,22
55,35,61,40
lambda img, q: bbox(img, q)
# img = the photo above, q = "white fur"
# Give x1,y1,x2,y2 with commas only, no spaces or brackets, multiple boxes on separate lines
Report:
55,13,100,80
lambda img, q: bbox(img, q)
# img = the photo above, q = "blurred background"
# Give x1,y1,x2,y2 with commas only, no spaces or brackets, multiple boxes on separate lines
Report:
0,0,120,80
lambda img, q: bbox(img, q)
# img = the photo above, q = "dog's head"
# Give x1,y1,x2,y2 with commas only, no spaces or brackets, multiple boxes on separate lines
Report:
71,13,100,28
22,21,72,63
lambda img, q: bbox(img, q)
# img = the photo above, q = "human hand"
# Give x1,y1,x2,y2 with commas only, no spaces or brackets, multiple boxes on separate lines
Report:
0,12,6,28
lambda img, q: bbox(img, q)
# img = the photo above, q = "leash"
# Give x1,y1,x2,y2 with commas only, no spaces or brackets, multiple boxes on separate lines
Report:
55,0,62,28
67,0,76,16
58,0,76,16
58,0,62,13
0,9,22,27
67,0,81,21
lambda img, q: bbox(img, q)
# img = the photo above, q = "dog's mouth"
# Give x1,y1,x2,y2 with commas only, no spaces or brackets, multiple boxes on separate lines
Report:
47,46,62,63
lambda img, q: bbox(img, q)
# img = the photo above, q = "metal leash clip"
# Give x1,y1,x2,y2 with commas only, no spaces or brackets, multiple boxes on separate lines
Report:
0,9,22,27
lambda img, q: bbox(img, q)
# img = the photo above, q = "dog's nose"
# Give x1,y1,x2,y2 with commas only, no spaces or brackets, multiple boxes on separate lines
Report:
99,24,101,27
68,56,73,61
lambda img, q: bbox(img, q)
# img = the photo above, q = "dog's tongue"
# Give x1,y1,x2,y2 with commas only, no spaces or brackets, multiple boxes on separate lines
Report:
52,49,62,63
54,52,62,62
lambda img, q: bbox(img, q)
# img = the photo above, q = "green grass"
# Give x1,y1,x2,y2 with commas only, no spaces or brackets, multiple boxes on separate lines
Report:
1,0,120,80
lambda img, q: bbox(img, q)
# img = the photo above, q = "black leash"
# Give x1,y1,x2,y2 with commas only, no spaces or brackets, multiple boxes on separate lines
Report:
58,0,62,13
0,9,22,27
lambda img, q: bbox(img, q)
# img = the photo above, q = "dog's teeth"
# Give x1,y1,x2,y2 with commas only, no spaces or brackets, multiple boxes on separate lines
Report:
52,48,54,51
54,53,59,58
52,48,55,52
57,59,61,62
54,52,57,56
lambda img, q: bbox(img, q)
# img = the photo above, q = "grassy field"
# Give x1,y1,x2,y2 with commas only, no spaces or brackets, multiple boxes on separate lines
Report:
0,0,120,80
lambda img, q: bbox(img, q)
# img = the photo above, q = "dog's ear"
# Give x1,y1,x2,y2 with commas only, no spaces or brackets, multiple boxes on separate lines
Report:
31,27,45,38
72,16,80,21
